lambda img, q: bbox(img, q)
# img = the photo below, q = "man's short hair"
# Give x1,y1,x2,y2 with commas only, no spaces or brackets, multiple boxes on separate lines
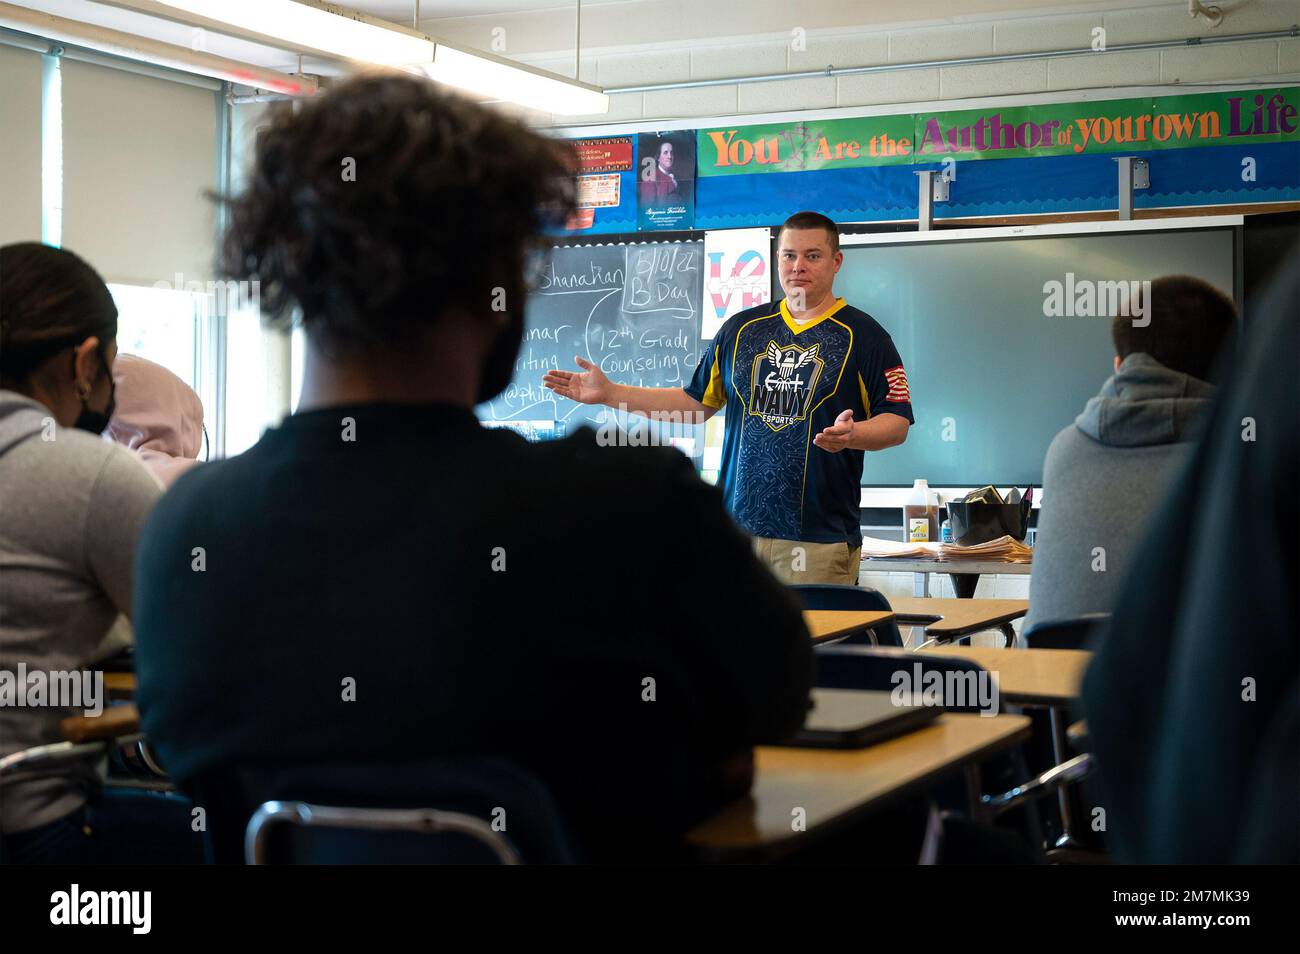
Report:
1112,275,1237,382
220,73,576,352
778,211,840,255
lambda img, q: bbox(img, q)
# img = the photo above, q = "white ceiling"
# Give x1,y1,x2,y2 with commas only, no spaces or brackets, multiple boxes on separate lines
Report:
347,0,1179,23
349,1,574,17
0,0,1210,78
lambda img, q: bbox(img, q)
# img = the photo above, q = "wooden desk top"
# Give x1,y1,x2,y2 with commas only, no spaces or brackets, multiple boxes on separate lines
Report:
803,610,895,645
861,558,1032,575
61,703,140,743
920,646,1092,706
104,672,137,697
890,598,1029,638
689,711,1031,857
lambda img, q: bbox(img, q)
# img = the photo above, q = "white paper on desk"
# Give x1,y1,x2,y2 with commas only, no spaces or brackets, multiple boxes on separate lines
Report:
861,536,942,558
939,534,1033,562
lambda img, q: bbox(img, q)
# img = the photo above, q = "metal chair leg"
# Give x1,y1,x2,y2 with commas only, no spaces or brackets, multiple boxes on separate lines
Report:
1049,707,1086,850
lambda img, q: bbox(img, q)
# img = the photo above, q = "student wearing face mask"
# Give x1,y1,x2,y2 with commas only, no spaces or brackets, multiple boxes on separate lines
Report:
0,243,197,864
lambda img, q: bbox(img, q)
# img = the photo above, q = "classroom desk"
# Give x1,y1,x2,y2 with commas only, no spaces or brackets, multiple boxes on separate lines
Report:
920,644,1092,848
61,703,141,743
803,610,895,645
918,645,1090,706
105,672,137,698
688,711,1031,860
891,597,1029,647
860,557,1031,598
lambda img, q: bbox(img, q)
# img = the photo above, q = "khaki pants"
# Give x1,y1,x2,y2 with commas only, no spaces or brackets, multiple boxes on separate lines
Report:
752,536,862,586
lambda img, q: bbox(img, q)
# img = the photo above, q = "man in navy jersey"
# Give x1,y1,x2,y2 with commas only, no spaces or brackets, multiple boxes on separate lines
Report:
544,211,913,584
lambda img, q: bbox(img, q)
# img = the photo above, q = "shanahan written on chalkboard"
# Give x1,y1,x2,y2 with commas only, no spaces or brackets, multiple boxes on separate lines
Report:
479,241,704,447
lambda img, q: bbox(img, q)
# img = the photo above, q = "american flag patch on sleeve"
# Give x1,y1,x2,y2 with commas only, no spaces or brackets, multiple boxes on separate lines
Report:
884,365,910,403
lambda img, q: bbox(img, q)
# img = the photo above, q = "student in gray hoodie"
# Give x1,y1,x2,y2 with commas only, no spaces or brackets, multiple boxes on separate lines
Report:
0,244,195,863
1026,275,1237,631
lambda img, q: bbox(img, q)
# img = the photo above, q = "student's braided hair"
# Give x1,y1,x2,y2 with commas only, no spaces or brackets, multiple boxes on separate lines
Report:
219,72,577,353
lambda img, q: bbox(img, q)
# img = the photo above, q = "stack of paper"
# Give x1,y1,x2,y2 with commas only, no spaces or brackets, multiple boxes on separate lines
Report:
860,536,942,558
939,535,1033,563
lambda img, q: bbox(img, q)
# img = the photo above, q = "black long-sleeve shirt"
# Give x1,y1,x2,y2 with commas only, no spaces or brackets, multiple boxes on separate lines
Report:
133,403,812,860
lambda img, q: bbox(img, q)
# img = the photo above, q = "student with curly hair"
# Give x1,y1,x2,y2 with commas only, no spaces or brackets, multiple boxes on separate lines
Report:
132,73,812,863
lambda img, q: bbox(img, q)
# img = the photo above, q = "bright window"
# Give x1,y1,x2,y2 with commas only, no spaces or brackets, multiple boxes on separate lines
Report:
224,307,293,456
110,283,203,390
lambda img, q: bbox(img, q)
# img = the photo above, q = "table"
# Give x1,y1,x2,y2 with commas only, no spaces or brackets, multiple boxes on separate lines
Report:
920,645,1091,848
689,711,1032,860
890,597,1030,647
861,557,1031,598
105,672,137,697
61,703,140,742
918,645,1090,706
803,609,895,645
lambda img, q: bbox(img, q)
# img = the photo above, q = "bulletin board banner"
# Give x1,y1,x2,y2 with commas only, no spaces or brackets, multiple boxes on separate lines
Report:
693,140,1300,227
697,87,1300,174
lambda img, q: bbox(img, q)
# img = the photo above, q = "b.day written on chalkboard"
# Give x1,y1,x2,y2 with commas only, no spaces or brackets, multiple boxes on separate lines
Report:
479,241,705,446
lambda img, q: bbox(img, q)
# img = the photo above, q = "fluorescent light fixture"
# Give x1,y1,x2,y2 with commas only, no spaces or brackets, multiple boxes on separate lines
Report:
154,0,433,66
422,45,609,116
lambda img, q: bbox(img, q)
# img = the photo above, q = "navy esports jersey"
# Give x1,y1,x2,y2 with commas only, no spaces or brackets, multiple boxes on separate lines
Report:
685,297,914,546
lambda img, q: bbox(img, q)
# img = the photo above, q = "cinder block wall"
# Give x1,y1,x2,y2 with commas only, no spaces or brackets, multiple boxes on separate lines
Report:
422,0,1300,127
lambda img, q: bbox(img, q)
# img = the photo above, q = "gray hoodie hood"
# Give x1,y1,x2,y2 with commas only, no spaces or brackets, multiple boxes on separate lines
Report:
1075,352,1216,448
0,389,52,457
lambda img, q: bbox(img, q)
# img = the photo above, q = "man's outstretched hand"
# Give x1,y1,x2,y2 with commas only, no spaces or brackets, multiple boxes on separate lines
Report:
543,356,614,406
814,409,856,453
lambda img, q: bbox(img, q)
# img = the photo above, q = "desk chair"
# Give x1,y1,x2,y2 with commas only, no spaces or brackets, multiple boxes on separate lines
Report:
790,584,905,647
1021,613,1110,650
193,757,575,865
0,704,167,791
0,705,188,864
246,801,521,864
1017,615,1110,858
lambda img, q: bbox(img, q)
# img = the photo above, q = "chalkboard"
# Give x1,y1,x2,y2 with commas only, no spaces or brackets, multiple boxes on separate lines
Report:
478,241,705,450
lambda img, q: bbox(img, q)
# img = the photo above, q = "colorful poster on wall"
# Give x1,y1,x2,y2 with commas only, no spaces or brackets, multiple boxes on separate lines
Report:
562,136,636,234
696,87,1300,175
573,136,634,173
702,228,771,338
637,130,696,230
576,173,621,208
